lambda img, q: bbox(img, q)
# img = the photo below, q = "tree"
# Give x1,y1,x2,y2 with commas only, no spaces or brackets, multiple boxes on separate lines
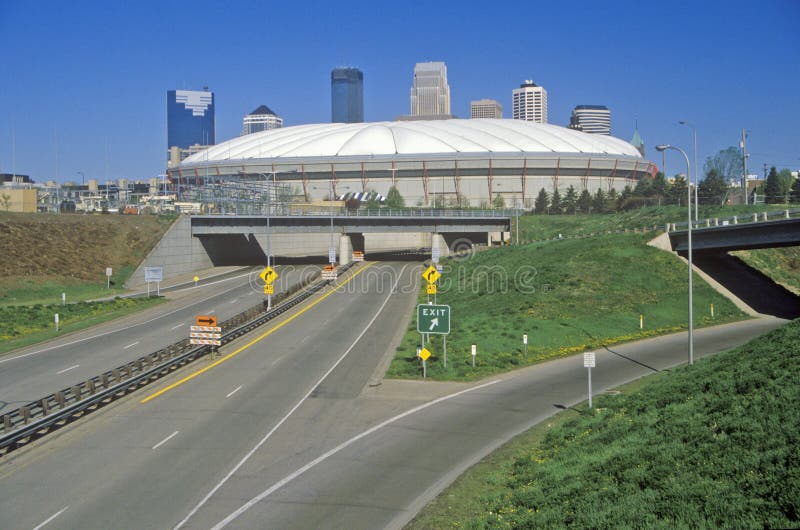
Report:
697,168,728,205
550,188,562,215
606,188,618,211
492,194,506,209
704,146,744,184
790,176,800,204
617,185,634,210
634,176,653,197
534,187,549,214
651,172,669,199
778,169,795,201
764,166,784,204
563,185,578,214
577,189,592,213
0,193,10,211
592,188,607,213
385,186,404,209
667,176,687,206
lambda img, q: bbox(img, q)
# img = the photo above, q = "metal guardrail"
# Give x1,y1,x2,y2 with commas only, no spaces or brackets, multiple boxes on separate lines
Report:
0,263,355,457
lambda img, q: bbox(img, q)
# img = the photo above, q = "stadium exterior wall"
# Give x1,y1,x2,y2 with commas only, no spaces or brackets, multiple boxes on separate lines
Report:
172,154,654,209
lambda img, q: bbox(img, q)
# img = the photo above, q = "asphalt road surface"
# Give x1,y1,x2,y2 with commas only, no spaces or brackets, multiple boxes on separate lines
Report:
0,263,785,529
0,264,319,410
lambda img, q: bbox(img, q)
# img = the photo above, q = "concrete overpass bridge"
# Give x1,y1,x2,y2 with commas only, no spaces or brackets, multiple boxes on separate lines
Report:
127,210,512,287
669,214,800,253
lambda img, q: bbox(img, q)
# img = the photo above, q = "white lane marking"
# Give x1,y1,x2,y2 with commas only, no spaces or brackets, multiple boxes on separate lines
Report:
211,380,501,529
270,356,283,366
0,269,262,366
170,323,185,330
229,299,238,304
206,309,215,314
123,341,140,349
31,505,69,530
247,292,255,296
226,385,243,398
152,430,180,450
299,336,310,345
174,264,410,530
56,364,79,375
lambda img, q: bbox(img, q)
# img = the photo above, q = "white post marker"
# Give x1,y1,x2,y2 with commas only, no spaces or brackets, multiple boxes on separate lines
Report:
194,275,199,288
55,313,59,333
639,314,643,330
471,344,477,368
106,267,112,289
523,333,528,357
584,351,596,408
61,292,66,306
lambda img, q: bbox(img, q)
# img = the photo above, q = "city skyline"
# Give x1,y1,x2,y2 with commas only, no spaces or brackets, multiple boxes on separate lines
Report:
1,0,798,182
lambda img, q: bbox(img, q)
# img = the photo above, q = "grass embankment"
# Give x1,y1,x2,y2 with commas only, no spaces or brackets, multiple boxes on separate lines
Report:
733,247,800,295
0,297,165,355
386,233,746,381
515,204,797,242
408,319,800,529
0,212,175,306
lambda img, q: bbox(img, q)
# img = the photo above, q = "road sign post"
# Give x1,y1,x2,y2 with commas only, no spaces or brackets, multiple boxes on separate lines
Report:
523,334,528,357
144,267,163,297
54,313,59,333
193,275,199,287
471,344,476,368
106,267,112,289
62,292,66,306
419,347,431,379
584,352,596,408
443,335,447,368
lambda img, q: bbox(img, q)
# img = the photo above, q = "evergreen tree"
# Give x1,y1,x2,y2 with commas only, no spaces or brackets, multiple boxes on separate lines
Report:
577,189,592,213
698,168,728,205
534,187,549,214
492,194,506,209
385,186,405,208
592,188,607,213
606,188,618,211
550,188,563,215
634,176,653,197
764,166,783,204
651,172,669,198
618,185,633,210
778,169,795,201
790,177,800,204
563,185,578,214
667,176,687,206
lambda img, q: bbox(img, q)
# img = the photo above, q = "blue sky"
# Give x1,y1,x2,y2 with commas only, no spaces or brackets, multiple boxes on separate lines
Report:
1,0,798,183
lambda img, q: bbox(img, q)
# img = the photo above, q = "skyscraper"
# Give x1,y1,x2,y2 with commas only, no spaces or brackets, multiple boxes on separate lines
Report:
410,62,451,117
569,105,611,135
512,80,547,123
242,105,283,135
167,89,215,155
331,67,364,123
470,99,503,119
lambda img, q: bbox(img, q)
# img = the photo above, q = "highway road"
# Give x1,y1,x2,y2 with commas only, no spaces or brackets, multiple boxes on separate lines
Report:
0,260,785,529
0,264,319,409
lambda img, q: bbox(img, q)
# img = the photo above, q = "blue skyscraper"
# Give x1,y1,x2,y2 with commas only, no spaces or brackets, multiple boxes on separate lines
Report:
331,67,364,123
167,89,215,153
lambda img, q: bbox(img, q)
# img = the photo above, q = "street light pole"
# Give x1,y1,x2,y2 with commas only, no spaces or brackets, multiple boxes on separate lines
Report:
679,121,698,220
656,144,693,365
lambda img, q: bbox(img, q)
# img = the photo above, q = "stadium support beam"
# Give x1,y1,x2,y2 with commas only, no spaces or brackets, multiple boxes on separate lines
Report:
487,159,494,204
301,164,309,201
422,161,430,205
521,158,528,205
453,160,462,206
361,162,368,192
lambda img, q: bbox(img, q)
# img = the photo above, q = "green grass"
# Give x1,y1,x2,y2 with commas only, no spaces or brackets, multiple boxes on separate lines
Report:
387,234,747,381
0,296,165,355
0,264,138,307
514,204,798,242
732,247,800,296
408,319,800,529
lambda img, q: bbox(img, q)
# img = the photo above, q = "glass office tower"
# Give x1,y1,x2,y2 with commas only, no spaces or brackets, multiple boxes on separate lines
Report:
331,67,364,123
167,89,215,154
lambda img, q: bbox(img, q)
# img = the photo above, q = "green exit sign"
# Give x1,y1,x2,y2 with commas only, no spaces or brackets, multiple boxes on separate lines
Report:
417,304,451,335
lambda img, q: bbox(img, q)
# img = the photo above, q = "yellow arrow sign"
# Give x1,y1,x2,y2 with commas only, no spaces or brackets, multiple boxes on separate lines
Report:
259,266,278,284
419,347,431,361
422,265,441,284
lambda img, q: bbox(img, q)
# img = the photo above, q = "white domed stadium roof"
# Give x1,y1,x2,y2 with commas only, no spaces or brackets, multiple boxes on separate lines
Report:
184,119,642,164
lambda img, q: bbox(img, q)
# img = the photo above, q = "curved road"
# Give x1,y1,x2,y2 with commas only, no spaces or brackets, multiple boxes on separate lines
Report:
0,261,785,529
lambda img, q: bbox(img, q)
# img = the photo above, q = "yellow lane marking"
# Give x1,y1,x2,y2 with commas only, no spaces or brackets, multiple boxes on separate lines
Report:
140,263,375,404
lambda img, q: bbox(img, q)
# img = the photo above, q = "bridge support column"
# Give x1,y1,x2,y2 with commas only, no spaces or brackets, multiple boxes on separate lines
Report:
431,233,451,258
762,212,768,221
339,234,353,266
733,216,738,225
786,210,791,219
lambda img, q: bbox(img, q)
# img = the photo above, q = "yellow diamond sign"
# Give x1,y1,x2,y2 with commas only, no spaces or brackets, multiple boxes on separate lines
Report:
422,265,440,284
259,266,278,284
419,347,431,361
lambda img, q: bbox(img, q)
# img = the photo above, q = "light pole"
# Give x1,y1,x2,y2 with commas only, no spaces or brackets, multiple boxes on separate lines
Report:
329,177,335,265
656,144,693,365
679,121,698,221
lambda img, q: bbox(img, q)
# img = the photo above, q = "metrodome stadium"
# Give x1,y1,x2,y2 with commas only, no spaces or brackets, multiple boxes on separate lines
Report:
176,119,655,208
